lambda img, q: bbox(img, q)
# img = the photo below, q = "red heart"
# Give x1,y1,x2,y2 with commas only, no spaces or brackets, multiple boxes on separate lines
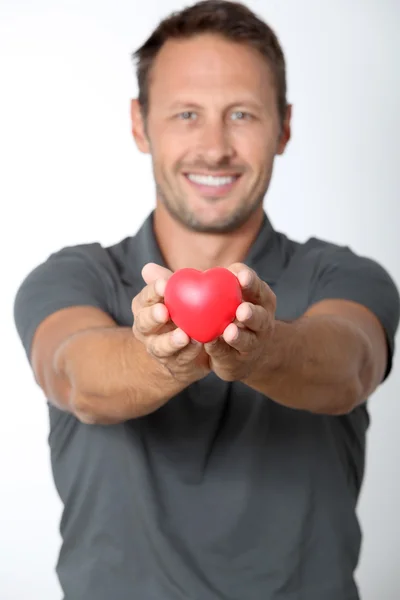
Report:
164,267,242,343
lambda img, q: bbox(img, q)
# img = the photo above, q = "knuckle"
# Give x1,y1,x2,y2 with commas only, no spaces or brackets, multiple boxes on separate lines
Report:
140,310,153,332
132,287,156,316
151,344,165,360
259,278,268,297
135,285,150,310
173,355,186,368
143,286,152,307
175,348,194,365
143,282,158,307
258,311,269,332
189,344,204,359
131,296,139,315
135,308,156,335
149,335,172,359
266,285,276,307
146,338,158,357
135,317,148,338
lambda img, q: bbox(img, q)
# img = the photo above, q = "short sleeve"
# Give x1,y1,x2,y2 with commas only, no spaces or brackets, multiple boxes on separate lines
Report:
13,243,113,364
309,245,400,382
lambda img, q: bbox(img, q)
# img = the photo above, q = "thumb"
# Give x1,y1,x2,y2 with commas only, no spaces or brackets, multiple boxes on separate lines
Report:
141,262,173,285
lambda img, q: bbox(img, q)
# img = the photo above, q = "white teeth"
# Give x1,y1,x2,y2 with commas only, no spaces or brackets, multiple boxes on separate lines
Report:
187,174,236,186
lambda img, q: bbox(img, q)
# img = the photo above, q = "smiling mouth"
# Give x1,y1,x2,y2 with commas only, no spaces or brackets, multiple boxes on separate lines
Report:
183,172,241,197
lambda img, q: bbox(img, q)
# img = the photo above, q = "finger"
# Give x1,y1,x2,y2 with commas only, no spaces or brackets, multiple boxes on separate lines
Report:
148,328,205,360
132,278,168,315
148,327,190,358
204,336,236,357
142,263,173,285
133,303,170,336
235,302,269,333
221,322,259,353
228,263,274,310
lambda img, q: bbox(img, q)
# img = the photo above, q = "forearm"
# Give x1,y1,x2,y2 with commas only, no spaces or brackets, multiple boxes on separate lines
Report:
53,327,188,424
244,314,375,415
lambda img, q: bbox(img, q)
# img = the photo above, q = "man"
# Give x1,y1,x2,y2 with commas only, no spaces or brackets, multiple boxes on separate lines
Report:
13,1,399,599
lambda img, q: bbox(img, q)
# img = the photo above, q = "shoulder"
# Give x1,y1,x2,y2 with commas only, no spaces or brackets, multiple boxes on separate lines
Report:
17,235,134,292
46,239,125,274
294,235,365,265
301,235,398,292
298,236,400,380
283,234,396,286
13,237,132,362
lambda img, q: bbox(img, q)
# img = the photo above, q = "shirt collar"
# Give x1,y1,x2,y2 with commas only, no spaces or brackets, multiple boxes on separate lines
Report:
120,210,288,288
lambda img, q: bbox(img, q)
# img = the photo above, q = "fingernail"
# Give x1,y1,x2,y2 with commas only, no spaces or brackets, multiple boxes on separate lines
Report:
244,305,253,319
152,305,165,323
173,330,187,346
240,270,252,287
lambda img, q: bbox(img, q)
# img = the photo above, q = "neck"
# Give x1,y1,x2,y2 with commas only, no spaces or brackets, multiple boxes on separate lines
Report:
153,203,265,271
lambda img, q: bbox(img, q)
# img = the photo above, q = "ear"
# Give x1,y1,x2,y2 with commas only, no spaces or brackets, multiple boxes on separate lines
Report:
130,99,150,154
276,104,292,155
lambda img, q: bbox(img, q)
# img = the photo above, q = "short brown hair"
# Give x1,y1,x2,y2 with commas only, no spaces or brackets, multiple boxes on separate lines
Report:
132,0,287,127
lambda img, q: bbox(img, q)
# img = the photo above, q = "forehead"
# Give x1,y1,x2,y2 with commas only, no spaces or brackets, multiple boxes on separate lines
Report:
148,34,276,106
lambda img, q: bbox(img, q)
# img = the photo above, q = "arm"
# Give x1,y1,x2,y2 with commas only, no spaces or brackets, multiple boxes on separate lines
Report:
243,300,385,415
32,306,189,425
14,246,207,426
205,251,399,415
31,272,211,425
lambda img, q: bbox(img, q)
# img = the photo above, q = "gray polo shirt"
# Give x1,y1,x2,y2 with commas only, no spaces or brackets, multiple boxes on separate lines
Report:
13,212,399,600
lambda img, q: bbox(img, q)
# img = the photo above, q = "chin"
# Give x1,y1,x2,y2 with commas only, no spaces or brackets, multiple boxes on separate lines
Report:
195,200,263,233
160,187,262,234
185,211,254,234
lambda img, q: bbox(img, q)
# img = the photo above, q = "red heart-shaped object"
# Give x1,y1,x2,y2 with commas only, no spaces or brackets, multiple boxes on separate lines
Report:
164,267,242,343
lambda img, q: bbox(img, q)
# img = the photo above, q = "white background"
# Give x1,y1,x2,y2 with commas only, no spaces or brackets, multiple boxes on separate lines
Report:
1,1,399,598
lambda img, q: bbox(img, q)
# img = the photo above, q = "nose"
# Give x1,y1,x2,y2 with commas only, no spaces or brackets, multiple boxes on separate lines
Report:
197,119,235,164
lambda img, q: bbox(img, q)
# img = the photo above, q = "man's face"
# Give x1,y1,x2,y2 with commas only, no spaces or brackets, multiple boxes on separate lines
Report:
132,34,291,233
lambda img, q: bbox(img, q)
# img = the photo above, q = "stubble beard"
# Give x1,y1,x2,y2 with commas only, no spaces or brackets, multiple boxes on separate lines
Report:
154,177,268,234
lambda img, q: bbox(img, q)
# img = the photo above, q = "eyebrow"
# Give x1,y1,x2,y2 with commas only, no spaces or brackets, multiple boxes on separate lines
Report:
168,102,203,111
168,100,264,111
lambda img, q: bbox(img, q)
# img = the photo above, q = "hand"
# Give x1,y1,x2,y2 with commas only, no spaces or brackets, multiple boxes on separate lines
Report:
204,264,276,381
131,263,211,384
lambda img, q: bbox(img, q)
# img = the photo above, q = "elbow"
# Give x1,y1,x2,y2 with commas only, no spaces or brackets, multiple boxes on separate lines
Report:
71,390,119,425
71,390,100,424
74,408,126,426
72,389,135,426
319,379,365,416
338,378,367,415
326,334,376,415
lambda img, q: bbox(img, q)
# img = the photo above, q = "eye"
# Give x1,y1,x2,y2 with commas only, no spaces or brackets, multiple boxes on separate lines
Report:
231,111,252,121
178,111,197,121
